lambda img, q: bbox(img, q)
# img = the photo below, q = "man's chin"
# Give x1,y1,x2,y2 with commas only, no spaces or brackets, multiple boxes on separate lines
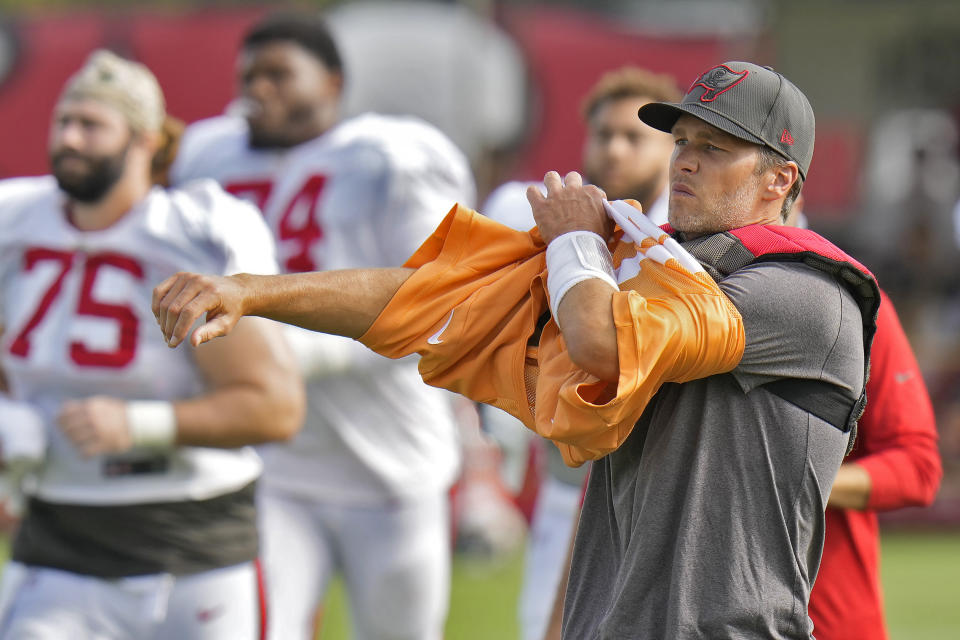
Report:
590,177,627,201
248,130,295,149
602,180,656,205
666,210,704,235
246,117,295,149
54,164,93,183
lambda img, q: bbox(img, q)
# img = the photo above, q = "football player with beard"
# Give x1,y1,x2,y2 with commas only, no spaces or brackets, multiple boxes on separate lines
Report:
0,50,304,639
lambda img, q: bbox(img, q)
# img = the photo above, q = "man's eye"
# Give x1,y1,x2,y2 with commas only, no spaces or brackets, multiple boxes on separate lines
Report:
593,131,612,144
674,138,687,146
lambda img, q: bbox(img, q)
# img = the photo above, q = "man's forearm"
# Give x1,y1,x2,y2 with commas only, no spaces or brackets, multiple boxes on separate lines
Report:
827,462,872,510
556,280,620,382
173,383,302,448
238,268,414,338
154,267,415,348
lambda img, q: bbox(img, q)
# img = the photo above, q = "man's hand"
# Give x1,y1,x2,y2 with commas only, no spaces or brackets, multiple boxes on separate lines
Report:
527,171,611,244
58,397,132,457
152,272,249,348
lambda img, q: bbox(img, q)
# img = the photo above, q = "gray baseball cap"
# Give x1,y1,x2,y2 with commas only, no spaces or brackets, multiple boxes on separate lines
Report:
638,61,815,178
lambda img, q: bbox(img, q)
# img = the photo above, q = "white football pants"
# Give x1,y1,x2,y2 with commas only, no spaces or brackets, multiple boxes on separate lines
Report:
258,486,450,640
0,560,263,639
519,476,584,640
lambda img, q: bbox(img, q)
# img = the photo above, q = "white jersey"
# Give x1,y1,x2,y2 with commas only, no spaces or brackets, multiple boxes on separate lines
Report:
171,113,475,503
0,177,278,505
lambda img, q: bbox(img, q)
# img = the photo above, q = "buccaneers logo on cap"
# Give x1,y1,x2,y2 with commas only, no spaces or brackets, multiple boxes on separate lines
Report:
689,65,748,102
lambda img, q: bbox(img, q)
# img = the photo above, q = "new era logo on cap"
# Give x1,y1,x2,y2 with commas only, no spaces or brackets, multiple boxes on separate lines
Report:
638,61,815,179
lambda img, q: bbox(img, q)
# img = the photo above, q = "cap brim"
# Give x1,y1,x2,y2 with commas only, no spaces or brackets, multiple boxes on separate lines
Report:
639,102,766,148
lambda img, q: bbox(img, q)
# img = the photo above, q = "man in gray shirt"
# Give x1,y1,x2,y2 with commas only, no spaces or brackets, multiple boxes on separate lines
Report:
153,61,878,639
563,258,866,638
551,62,876,638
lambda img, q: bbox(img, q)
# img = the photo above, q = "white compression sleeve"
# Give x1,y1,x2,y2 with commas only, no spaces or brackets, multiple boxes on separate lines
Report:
545,230,618,320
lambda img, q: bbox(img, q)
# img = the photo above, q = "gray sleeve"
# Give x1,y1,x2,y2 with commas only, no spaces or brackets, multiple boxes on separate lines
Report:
719,261,864,396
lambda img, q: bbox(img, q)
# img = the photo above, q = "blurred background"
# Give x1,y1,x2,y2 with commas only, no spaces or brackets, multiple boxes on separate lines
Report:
0,0,958,638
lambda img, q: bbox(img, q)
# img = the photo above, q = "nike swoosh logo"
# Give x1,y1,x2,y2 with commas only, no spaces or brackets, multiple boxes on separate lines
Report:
427,310,455,345
894,371,915,384
196,604,225,623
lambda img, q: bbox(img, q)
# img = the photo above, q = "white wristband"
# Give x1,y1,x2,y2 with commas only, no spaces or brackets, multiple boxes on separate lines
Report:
546,231,619,320
126,401,177,449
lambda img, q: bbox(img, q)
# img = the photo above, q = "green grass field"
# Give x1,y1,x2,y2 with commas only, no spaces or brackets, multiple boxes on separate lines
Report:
880,531,960,640
317,552,525,639
0,530,955,638
314,529,960,639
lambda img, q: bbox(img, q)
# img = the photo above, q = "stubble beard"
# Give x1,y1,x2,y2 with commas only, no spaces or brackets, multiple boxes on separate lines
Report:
667,178,758,236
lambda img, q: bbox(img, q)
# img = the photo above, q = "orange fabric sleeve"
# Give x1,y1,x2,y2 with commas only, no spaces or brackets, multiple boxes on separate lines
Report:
359,204,549,424
537,240,745,465
359,204,745,467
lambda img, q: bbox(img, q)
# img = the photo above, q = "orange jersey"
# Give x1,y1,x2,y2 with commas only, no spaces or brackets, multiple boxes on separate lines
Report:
359,203,745,466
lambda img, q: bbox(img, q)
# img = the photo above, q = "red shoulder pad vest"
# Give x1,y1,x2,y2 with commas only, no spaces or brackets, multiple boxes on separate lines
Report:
663,223,881,447
662,222,879,338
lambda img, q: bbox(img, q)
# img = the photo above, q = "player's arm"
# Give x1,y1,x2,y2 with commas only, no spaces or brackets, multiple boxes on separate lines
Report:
826,463,872,510
528,171,619,382
554,281,620,382
172,316,304,447
57,316,306,456
153,267,414,349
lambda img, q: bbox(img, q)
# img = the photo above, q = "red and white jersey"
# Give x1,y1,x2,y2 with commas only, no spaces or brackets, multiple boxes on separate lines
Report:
171,113,475,503
0,176,278,505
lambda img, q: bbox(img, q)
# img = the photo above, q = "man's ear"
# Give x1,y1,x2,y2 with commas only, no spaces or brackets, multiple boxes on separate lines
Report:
134,128,163,155
330,71,345,97
764,161,799,201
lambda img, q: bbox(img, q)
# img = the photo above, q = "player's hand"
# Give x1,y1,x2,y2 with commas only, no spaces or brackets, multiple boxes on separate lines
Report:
57,396,131,458
528,171,612,244
152,272,247,348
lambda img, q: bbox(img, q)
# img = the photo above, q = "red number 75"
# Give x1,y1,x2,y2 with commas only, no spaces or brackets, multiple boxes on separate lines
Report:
9,248,143,368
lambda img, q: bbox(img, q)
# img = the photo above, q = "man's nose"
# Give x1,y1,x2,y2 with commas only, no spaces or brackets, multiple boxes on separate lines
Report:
244,75,274,102
55,121,86,149
672,147,696,173
605,135,630,159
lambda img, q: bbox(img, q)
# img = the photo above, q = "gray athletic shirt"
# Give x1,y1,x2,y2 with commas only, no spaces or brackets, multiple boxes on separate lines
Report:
562,261,865,639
